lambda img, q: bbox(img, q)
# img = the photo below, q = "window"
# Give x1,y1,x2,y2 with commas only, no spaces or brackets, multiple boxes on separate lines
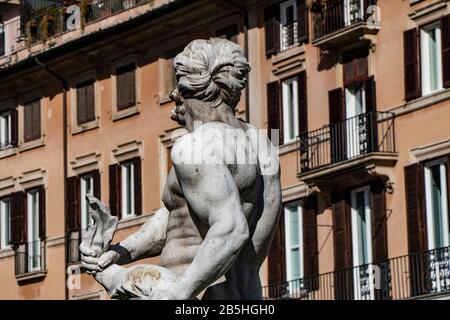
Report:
350,186,374,300
0,110,12,148
284,204,304,285
76,80,96,125
345,81,366,158
282,77,299,144
424,160,449,250
80,174,94,235
162,46,184,99
27,189,41,272
216,24,239,44
121,161,135,218
280,0,298,51
420,22,443,96
0,197,10,249
23,99,41,142
0,21,5,57
116,63,136,110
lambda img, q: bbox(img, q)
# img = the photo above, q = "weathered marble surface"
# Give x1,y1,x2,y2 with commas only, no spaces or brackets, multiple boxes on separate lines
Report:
80,38,281,300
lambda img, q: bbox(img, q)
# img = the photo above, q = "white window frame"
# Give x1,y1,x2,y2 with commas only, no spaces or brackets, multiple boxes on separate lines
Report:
420,22,444,96
80,174,94,234
27,189,41,272
121,161,135,219
350,185,374,300
0,197,11,249
424,159,450,250
0,109,12,148
345,82,366,158
282,77,299,145
284,203,304,295
279,0,298,51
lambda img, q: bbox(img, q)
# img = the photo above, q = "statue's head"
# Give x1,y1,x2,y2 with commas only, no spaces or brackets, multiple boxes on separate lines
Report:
169,38,251,126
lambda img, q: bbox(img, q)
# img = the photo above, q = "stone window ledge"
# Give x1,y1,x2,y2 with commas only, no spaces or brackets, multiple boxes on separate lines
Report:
159,94,173,106
71,119,100,135
19,137,45,153
0,247,14,259
391,88,450,117
117,213,152,231
0,146,17,159
16,270,47,283
276,139,298,156
112,104,140,122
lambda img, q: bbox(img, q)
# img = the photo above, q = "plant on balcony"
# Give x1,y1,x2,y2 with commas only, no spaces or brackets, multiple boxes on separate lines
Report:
307,0,325,14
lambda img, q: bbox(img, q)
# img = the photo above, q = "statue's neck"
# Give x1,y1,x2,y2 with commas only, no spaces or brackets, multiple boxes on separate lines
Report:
185,102,246,132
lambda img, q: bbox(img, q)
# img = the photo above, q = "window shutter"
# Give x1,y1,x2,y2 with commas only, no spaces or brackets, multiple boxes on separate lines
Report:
11,192,26,245
85,81,95,122
0,29,5,57
133,157,142,216
77,84,87,125
441,15,450,88
25,102,33,141
343,47,369,86
67,176,80,232
38,186,46,240
32,100,41,140
92,170,101,199
329,88,346,163
371,181,391,300
404,163,430,296
264,5,280,57
109,164,121,220
267,81,283,145
403,28,421,101
117,64,136,110
297,0,309,43
371,182,388,263
10,106,18,147
77,80,95,124
267,207,285,293
332,191,354,300
404,164,427,254
365,76,378,152
297,71,308,135
303,196,319,291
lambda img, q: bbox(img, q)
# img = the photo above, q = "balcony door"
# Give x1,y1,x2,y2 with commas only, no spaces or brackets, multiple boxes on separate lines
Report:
27,189,41,272
424,160,450,292
350,186,375,300
80,174,94,236
345,81,367,159
284,204,304,295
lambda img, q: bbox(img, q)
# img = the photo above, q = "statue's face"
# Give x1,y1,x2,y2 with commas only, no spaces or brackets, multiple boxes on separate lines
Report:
169,88,186,126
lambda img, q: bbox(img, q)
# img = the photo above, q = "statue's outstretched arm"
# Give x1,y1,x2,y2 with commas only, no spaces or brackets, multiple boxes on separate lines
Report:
113,206,169,264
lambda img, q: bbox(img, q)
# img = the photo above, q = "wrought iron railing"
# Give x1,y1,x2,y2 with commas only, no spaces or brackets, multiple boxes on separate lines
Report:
15,240,46,275
0,17,21,57
4,0,152,53
312,0,377,40
298,111,395,173
262,246,450,300
280,22,299,51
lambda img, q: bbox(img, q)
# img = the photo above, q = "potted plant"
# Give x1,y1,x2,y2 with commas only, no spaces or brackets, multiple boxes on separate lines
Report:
308,0,325,14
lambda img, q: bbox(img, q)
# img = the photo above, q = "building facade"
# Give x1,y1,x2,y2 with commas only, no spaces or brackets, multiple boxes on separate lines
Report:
0,0,449,300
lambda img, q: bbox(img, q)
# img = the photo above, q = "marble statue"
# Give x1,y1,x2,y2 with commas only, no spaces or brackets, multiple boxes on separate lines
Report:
79,38,282,300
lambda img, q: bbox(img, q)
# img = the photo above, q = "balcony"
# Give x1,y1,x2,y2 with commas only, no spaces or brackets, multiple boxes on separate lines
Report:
15,240,47,282
0,0,152,60
311,0,379,50
297,112,397,196
262,246,450,300
280,22,299,52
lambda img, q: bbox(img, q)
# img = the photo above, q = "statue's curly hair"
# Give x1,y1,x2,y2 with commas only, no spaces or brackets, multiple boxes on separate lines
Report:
173,38,251,111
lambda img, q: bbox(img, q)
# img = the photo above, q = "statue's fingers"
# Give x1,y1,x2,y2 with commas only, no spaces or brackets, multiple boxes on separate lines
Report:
98,251,119,268
81,261,102,272
79,241,98,257
81,255,99,265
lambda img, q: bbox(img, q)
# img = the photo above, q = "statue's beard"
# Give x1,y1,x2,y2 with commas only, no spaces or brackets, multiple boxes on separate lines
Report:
170,105,186,126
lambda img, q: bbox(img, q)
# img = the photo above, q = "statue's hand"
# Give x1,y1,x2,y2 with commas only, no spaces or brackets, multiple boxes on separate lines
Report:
79,195,118,274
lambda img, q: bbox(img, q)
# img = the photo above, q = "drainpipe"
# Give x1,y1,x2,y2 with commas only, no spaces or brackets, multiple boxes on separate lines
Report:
223,0,250,123
34,57,69,301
